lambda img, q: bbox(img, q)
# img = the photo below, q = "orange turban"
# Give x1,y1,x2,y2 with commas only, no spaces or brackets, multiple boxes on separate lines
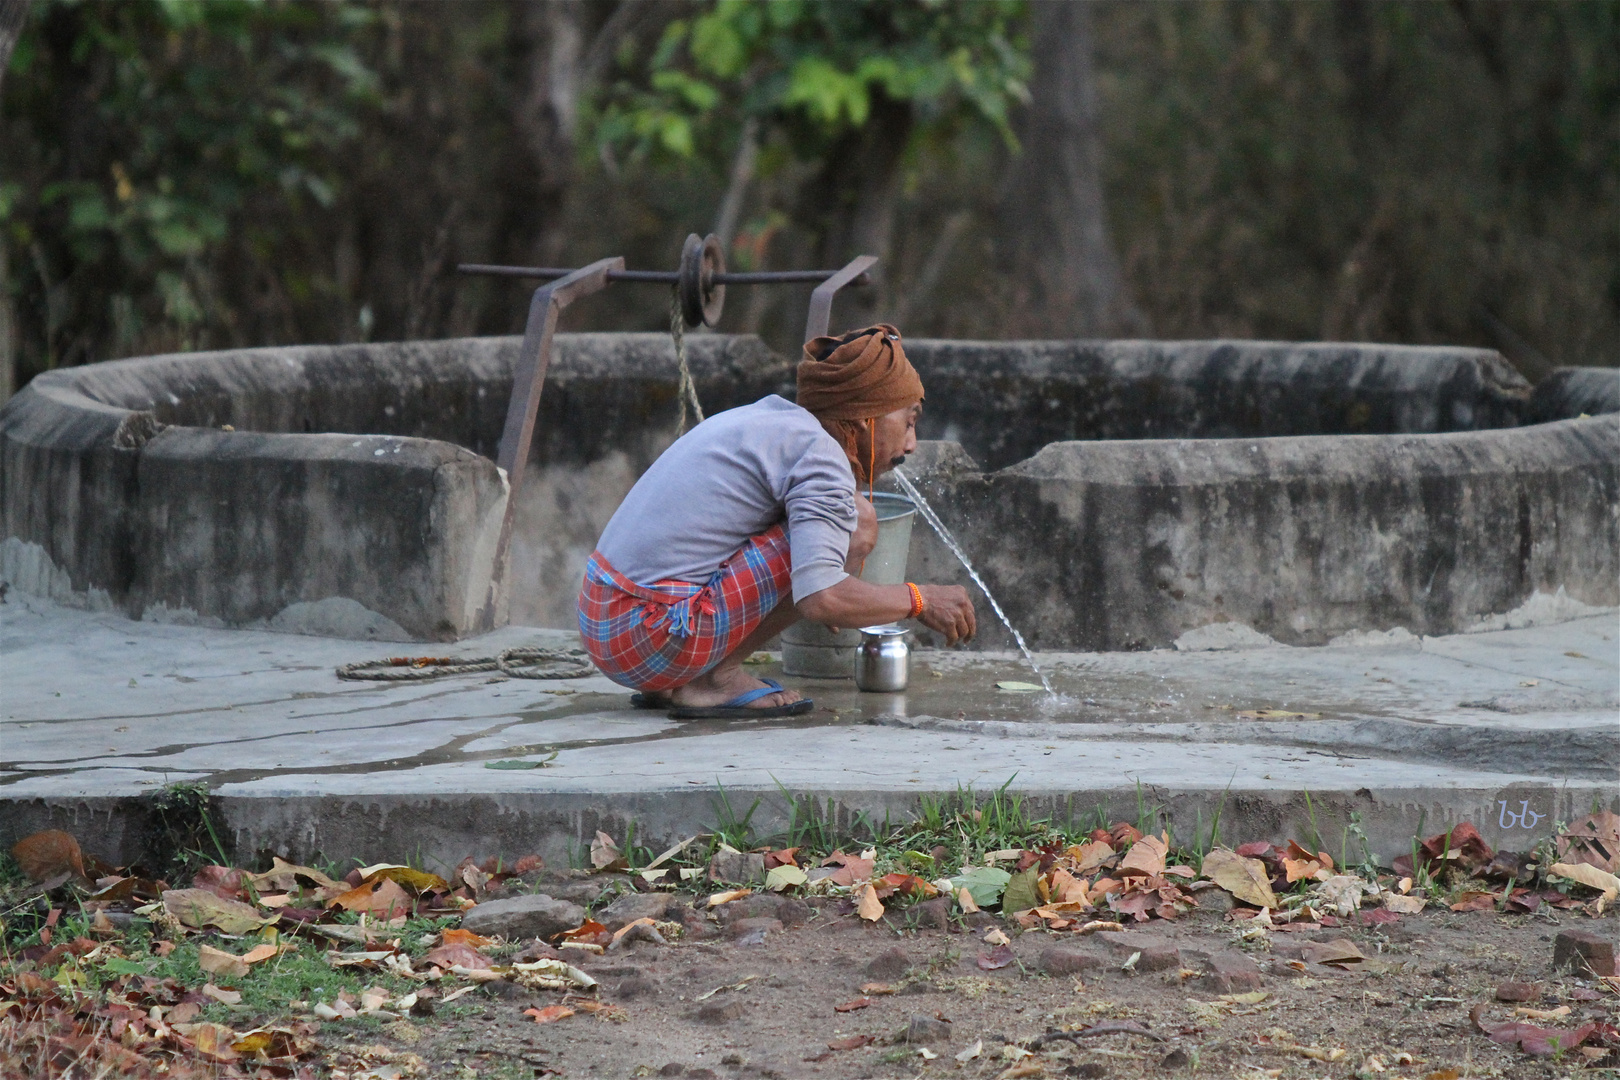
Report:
796,324,924,420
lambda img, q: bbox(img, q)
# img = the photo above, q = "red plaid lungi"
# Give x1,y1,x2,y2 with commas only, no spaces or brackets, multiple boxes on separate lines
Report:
576,524,793,691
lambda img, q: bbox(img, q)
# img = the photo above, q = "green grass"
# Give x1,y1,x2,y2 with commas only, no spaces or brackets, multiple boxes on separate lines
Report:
4,905,466,1033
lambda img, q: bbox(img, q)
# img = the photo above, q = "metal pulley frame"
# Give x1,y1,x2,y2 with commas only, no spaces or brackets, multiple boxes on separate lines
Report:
456,234,877,630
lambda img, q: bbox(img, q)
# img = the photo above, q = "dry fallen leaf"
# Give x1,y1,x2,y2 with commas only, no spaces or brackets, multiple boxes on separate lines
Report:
438,928,494,948
328,877,413,919
422,942,492,971
1383,893,1427,914
1299,940,1366,967
707,888,752,908
1119,833,1169,878
250,857,341,893
591,831,628,872
1200,848,1278,909
359,865,450,894
1558,811,1620,872
957,887,980,913
1548,861,1620,901
240,943,280,965
1048,868,1090,905
10,830,87,886
978,944,1015,971
523,1005,575,1024
197,944,251,980
856,883,884,921
858,982,895,995
201,983,242,1006
827,1035,875,1051
163,888,274,934
185,1020,241,1062
833,997,872,1013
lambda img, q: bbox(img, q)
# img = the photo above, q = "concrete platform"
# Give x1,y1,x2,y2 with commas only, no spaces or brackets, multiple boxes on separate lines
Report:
1,592,1614,872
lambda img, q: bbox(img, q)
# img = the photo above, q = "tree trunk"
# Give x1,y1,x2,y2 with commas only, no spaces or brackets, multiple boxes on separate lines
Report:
514,0,586,266
0,0,31,400
0,0,28,97
805,94,913,326
999,0,1142,337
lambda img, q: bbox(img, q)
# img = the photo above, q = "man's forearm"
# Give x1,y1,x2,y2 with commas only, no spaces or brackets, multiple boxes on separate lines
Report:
796,577,911,629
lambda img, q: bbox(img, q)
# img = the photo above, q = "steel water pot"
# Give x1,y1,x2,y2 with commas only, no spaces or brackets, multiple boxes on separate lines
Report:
854,624,911,692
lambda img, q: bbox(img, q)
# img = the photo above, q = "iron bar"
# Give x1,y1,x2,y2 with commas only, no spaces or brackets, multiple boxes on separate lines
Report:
457,263,869,286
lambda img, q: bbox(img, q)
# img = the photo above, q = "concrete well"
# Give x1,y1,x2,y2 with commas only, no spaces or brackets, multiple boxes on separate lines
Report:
1,334,1614,649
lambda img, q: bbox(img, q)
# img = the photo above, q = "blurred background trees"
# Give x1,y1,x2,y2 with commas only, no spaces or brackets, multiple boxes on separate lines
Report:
2,0,1614,401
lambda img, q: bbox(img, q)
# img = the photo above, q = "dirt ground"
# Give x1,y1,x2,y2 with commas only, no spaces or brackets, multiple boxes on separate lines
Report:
344,897,1618,1080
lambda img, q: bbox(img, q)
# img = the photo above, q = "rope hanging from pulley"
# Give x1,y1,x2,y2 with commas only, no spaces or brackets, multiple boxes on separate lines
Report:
668,232,725,434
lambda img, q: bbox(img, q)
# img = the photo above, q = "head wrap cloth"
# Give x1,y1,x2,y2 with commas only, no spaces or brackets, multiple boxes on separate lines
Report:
796,324,924,421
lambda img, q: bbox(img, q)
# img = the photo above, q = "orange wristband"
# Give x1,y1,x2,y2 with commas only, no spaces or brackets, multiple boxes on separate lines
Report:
906,582,925,619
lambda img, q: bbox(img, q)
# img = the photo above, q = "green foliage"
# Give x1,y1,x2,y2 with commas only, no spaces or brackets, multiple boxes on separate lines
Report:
144,780,230,875
4,0,381,368
1092,0,1620,364
590,0,1030,166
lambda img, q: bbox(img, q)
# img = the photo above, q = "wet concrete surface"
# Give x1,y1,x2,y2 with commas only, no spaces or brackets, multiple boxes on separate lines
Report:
1,592,1614,867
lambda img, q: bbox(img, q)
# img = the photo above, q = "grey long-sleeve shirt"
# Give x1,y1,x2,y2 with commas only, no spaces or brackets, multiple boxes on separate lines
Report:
593,395,858,602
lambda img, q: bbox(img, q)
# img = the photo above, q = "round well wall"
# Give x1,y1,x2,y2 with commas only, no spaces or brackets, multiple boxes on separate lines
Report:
1,334,1614,648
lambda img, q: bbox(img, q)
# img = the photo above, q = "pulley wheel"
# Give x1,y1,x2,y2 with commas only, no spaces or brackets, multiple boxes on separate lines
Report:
678,232,726,328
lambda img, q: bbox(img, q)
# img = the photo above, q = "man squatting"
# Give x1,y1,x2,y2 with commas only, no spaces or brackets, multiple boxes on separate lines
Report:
577,324,977,718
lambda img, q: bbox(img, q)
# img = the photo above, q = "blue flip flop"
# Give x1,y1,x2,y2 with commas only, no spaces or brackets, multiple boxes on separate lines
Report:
667,678,814,720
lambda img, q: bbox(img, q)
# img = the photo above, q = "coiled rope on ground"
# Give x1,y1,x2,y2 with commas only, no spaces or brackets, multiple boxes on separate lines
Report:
336,647,595,682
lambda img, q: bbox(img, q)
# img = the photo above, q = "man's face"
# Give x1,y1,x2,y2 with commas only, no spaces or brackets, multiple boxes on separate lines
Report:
872,403,921,477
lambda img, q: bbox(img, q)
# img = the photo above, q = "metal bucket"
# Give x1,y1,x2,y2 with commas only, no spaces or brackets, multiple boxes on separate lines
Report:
782,491,916,678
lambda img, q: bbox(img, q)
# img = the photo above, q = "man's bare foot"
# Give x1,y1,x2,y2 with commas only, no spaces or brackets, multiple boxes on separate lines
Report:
666,665,803,710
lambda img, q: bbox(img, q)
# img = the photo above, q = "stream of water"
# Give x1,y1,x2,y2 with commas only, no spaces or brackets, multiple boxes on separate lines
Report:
891,468,1056,696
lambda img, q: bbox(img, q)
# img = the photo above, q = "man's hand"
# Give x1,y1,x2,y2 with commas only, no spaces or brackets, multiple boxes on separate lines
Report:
916,584,975,646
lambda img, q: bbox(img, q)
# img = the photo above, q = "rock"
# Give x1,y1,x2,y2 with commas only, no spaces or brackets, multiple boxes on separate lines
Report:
1189,950,1263,993
658,1065,684,1077
1039,946,1104,975
677,908,720,940
1073,1064,1108,1078
725,917,783,941
1137,946,1184,972
1197,888,1237,914
1265,958,1305,978
865,946,912,981
1160,1048,1191,1069
1495,981,1540,1002
911,897,951,931
530,871,621,905
597,891,676,930
696,999,746,1024
686,1071,718,1080
720,1053,744,1066
905,1014,952,1044
1095,930,1173,956
708,851,766,885
461,894,585,941
714,894,810,927
614,976,659,1000
772,898,812,928
1554,930,1617,977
